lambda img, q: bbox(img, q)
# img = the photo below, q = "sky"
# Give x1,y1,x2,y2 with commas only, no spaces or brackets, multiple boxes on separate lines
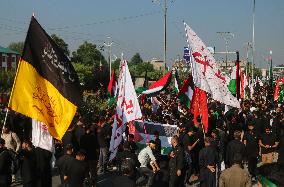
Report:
0,0,283,68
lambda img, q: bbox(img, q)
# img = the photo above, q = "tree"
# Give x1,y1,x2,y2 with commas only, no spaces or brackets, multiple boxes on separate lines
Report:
130,53,143,64
71,41,106,67
51,34,70,57
8,42,24,54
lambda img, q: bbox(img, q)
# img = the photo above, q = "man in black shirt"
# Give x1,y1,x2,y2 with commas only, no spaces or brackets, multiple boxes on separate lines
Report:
80,126,99,185
259,126,279,164
127,134,138,154
18,140,36,187
183,127,199,184
65,150,90,187
169,135,184,187
0,138,12,187
56,144,75,185
243,122,259,178
111,159,136,187
97,122,109,174
226,130,245,167
199,137,218,187
153,131,161,159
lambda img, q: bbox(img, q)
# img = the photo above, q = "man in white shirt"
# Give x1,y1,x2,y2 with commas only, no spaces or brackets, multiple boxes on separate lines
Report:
137,140,160,186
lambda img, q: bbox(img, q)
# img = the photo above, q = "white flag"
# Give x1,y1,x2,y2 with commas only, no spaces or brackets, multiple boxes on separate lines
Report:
109,60,142,160
32,119,54,152
184,22,240,108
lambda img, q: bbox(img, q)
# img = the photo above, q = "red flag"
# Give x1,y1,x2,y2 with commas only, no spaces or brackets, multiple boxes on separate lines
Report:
108,71,116,96
274,77,284,101
190,87,208,133
240,68,244,99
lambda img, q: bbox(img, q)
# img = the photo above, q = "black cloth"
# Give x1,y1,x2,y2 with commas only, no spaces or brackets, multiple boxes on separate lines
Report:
128,141,138,154
225,139,245,166
199,145,218,187
34,147,52,187
74,126,85,145
169,144,184,187
62,130,79,152
244,130,259,157
260,132,278,154
56,154,75,184
278,135,284,166
111,175,135,187
153,138,161,157
80,133,99,160
0,148,12,187
117,150,139,168
66,159,89,187
18,149,36,186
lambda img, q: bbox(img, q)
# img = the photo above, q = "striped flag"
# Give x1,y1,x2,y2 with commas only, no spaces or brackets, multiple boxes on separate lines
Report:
177,75,194,108
142,71,172,95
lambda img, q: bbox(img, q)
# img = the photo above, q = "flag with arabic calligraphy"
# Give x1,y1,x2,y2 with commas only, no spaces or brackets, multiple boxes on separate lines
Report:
184,22,240,108
109,60,142,160
8,16,82,140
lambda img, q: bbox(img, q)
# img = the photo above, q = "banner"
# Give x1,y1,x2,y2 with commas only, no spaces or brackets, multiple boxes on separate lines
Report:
132,120,178,155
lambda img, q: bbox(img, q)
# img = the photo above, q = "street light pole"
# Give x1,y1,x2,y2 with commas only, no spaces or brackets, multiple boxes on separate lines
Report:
269,50,273,87
252,0,256,83
104,37,113,80
164,0,167,72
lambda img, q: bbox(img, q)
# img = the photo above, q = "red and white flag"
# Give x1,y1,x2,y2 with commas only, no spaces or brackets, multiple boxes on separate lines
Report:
142,71,172,95
109,60,142,160
184,22,240,108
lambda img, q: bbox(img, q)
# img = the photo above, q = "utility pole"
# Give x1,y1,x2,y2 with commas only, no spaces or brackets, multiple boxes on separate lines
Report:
217,32,234,69
152,0,170,72
252,0,256,84
104,36,113,80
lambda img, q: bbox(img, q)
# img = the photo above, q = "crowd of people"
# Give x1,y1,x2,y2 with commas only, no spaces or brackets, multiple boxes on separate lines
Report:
0,82,283,187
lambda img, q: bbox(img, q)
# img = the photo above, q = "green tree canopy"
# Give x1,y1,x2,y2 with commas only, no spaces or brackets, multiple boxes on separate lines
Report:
71,41,106,67
51,34,70,57
130,53,143,64
8,42,24,55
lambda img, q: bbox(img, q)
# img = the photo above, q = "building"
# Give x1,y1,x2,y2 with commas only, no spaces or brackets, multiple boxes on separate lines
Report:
0,46,20,71
150,58,164,71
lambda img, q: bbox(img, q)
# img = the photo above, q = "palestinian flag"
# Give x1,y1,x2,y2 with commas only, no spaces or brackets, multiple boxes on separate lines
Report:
174,69,181,93
274,77,284,102
131,120,178,155
8,16,82,140
177,75,194,108
142,71,172,95
228,64,240,98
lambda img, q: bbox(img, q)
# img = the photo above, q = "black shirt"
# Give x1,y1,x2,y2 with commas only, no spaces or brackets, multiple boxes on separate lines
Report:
225,139,245,166
56,154,75,178
244,130,259,157
66,159,89,187
169,144,184,175
182,134,195,153
97,126,108,148
111,175,135,187
260,133,278,154
18,149,36,184
80,133,99,160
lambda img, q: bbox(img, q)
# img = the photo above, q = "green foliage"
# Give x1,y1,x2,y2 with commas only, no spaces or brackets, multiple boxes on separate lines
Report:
51,34,70,57
72,63,94,89
0,70,16,93
130,53,143,64
79,91,109,123
8,42,24,55
71,41,107,67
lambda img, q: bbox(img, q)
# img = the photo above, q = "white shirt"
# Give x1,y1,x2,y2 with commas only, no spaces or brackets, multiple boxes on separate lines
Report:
138,146,156,167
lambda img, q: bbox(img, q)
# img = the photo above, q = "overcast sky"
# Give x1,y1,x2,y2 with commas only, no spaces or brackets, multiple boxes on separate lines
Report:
0,0,283,68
